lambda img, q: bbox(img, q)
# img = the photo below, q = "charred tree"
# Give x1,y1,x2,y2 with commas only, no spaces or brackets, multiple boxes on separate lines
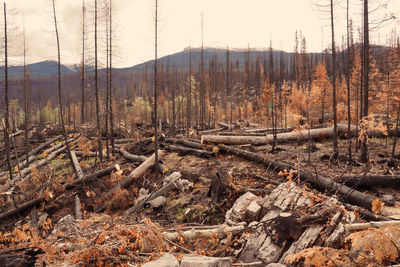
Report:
3,3,12,180
360,0,369,162
80,0,86,124
94,0,103,163
52,0,79,177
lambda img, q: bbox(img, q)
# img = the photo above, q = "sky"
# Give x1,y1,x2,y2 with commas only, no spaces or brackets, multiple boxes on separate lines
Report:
5,0,400,68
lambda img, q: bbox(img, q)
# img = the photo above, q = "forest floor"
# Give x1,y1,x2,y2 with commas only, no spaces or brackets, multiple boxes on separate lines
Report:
1,123,400,266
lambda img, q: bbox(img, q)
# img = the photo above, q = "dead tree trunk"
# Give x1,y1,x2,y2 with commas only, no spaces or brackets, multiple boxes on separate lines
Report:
202,125,350,145
3,3,12,181
94,0,103,163
52,0,78,178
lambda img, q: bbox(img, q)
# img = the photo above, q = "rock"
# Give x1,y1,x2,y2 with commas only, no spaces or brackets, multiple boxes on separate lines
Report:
145,196,166,209
52,215,78,235
180,256,231,267
225,192,259,225
142,253,179,267
246,201,261,221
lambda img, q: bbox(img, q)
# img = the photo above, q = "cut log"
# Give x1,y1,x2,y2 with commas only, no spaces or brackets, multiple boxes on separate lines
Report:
65,165,117,190
163,144,215,158
218,144,379,211
125,171,181,215
199,127,227,135
163,224,245,241
218,122,230,128
345,220,400,231
202,125,350,145
117,148,168,174
42,137,75,155
73,151,107,158
100,150,165,204
70,151,84,179
339,175,400,188
26,135,63,158
216,132,271,136
245,127,295,133
344,203,390,221
10,145,67,186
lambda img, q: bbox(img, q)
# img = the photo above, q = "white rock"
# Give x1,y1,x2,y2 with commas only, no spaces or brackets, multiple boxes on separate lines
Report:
180,256,231,267
246,200,261,221
225,192,258,224
142,253,179,267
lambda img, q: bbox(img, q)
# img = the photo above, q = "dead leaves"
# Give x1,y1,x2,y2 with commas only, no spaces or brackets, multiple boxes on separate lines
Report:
372,198,384,214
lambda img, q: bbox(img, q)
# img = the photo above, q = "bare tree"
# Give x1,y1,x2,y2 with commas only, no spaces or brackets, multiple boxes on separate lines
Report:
105,0,110,160
186,47,192,130
330,0,339,158
360,0,369,162
3,2,12,180
52,0,79,177
23,20,30,166
109,0,115,153
199,12,205,130
80,0,86,124
154,0,159,171
346,0,352,159
94,0,103,163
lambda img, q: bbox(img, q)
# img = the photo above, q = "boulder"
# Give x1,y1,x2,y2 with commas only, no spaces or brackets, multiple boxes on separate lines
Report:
142,253,179,267
225,192,259,225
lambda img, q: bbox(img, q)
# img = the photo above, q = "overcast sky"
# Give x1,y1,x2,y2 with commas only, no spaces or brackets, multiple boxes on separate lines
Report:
6,0,400,68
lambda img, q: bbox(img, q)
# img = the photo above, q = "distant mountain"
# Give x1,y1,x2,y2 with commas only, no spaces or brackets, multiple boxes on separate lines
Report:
116,47,299,73
0,45,389,80
0,60,95,80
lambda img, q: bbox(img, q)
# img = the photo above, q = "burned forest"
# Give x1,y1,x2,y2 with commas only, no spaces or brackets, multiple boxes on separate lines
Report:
1,0,400,266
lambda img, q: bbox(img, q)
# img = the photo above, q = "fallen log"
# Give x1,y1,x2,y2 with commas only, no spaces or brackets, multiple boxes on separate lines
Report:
344,203,390,221
65,165,117,190
163,144,215,158
216,132,271,136
200,127,227,135
99,150,165,205
218,122,230,129
10,130,23,138
124,171,181,215
117,148,168,174
245,127,295,133
163,224,245,241
73,151,107,158
10,145,67,185
345,220,400,231
0,197,44,221
218,144,379,211
26,135,63,158
202,125,350,145
339,175,400,188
